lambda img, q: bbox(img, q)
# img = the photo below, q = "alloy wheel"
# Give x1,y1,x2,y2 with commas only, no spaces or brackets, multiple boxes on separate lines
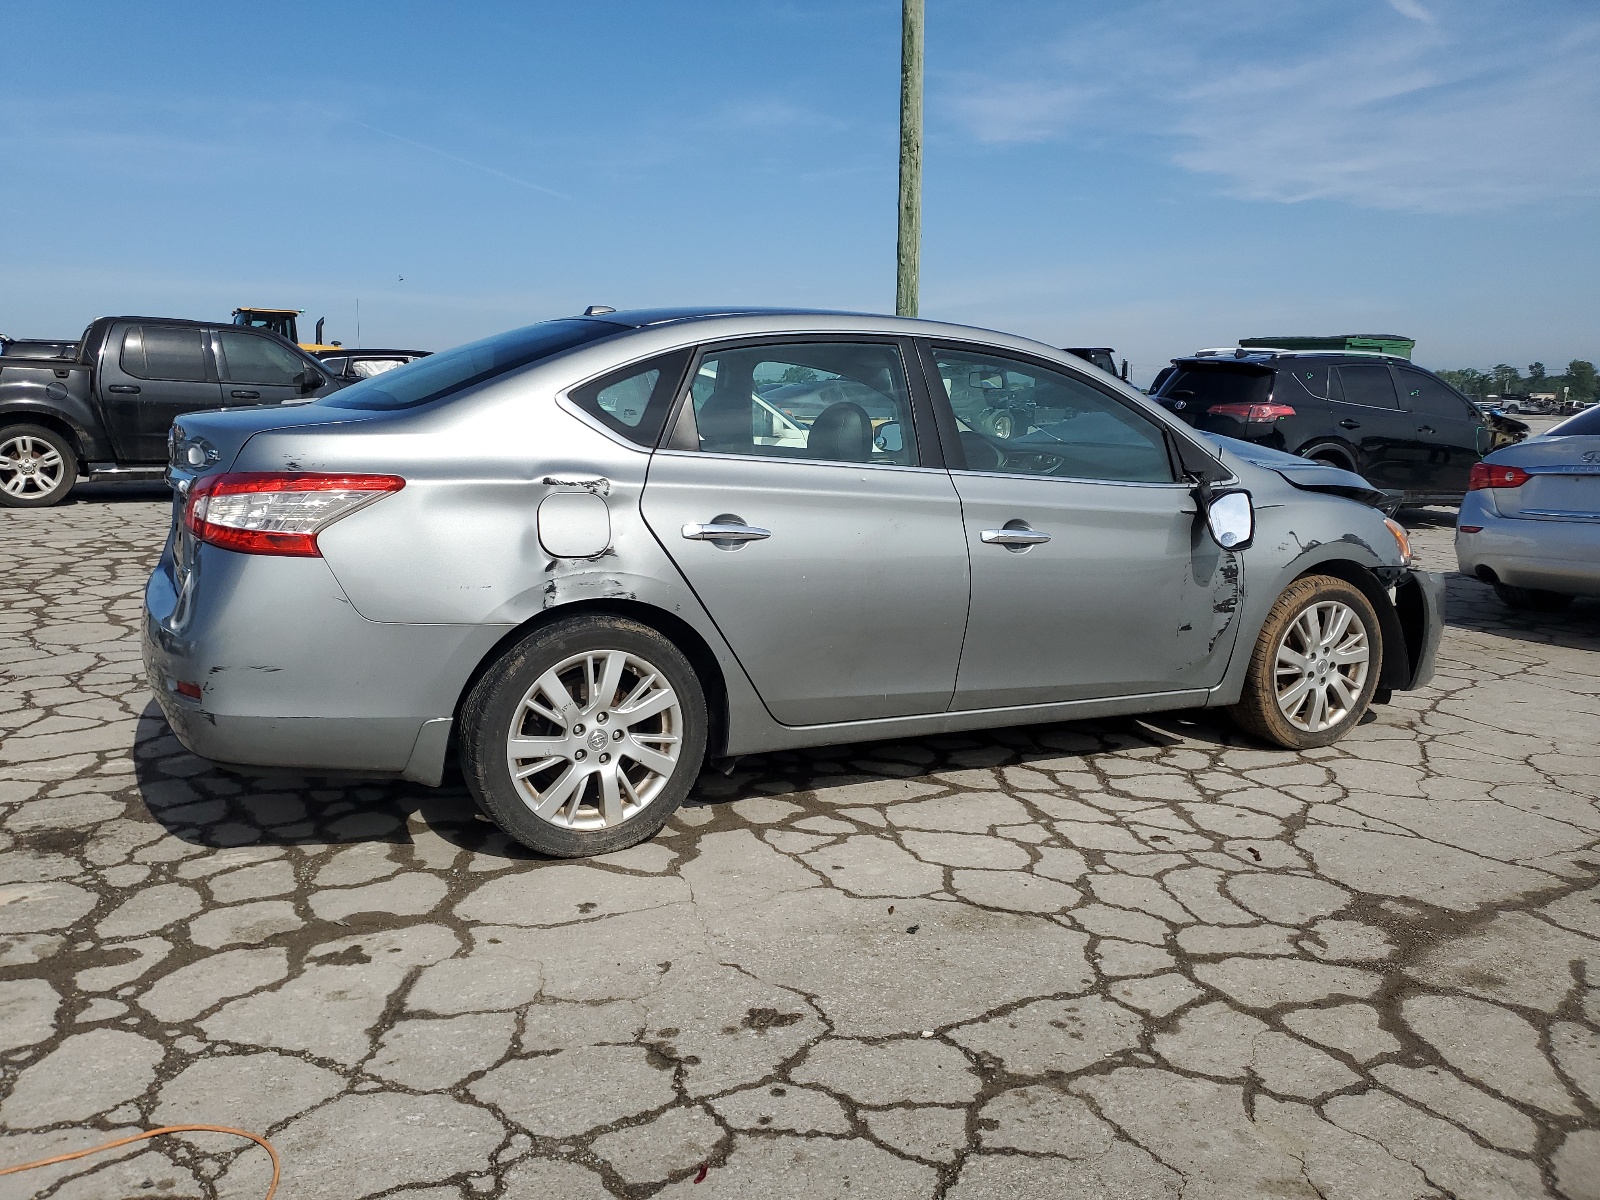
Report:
1272,600,1370,733
504,649,683,830
0,434,66,499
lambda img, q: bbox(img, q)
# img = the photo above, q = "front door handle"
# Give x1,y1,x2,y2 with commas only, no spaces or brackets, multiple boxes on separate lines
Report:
108,384,141,394
682,522,771,543
1338,418,1360,429
981,527,1052,547
230,389,260,400
1417,425,1435,434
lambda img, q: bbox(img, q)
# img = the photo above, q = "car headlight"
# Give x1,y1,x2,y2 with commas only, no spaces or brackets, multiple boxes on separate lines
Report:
1383,516,1413,567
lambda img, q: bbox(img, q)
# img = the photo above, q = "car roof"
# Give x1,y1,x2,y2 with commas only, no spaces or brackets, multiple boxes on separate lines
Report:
566,307,1103,363
581,306,876,328
1176,349,1413,367
314,348,428,357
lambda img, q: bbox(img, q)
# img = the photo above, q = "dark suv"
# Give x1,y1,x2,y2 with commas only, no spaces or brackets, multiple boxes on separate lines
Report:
1152,349,1495,504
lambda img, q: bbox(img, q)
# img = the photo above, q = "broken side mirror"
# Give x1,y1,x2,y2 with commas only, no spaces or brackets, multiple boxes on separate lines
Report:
1206,490,1255,551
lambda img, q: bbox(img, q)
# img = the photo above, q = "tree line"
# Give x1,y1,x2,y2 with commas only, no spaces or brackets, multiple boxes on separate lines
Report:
1437,360,1596,402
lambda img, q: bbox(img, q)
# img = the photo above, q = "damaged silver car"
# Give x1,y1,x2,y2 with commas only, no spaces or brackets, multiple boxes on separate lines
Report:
145,309,1444,857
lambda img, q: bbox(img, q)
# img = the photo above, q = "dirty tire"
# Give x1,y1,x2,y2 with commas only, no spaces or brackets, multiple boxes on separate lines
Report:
1492,583,1573,612
460,614,708,858
0,423,78,508
1226,574,1382,750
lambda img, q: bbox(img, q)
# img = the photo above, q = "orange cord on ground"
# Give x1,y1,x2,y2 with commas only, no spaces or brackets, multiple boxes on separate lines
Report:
0,1124,280,1200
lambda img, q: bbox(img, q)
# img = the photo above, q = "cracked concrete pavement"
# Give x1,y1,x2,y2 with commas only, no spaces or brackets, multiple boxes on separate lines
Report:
1,486,1598,1200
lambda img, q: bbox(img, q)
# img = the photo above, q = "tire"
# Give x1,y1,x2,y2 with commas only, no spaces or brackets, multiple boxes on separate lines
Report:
0,424,78,508
1492,583,1574,612
460,614,708,858
1226,575,1382,750
1299,443,1355,472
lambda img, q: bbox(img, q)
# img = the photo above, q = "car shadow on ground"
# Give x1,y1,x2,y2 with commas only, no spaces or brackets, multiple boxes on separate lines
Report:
131,699,1275,862
64,482,172,506
1442,572,1600,651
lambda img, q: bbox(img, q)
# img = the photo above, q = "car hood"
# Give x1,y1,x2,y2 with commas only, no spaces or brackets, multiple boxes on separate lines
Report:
1200,433,1395,511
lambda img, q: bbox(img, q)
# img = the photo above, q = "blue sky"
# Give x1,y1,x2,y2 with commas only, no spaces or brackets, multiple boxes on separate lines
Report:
2,0,1596,383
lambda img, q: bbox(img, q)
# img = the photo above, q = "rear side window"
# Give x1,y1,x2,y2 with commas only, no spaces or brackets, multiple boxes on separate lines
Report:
1336,364,1399,408
121,326,208,381
1397,368,1477,420
1275,365,1329,401
1160,368,1270,408
217,331,307,386
1551,406,1600,435
321,319,619,411
568,349,691,446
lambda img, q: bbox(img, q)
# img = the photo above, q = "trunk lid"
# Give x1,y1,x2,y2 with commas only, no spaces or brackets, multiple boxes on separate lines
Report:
1486,435,1600,520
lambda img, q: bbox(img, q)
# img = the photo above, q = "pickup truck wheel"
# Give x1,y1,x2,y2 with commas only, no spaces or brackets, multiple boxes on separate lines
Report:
1227,575,1382,750
460,614,709,858
0,425,78,508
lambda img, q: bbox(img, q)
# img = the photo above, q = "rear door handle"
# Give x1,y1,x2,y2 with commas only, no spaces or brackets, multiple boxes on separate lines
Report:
1338,418,1360,429
682,522,771,543
1417,425,1435,434
230,389,260,400
108,384,141,394
981,528,1052,546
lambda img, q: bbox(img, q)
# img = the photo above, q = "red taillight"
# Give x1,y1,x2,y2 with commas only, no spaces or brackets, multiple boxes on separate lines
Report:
1467,463,1531,490
1207,403,1296,422
184,472,405,557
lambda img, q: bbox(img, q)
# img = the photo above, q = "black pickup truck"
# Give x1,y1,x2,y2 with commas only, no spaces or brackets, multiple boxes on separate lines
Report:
0,316,342,507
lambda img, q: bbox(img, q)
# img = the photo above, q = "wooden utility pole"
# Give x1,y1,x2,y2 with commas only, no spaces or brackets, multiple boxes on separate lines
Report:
896,0,923,318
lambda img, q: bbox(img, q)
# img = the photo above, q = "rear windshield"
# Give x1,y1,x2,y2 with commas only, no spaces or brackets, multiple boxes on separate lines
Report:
1159,367,1271,407
1550,406,1600,436
319,319,618,411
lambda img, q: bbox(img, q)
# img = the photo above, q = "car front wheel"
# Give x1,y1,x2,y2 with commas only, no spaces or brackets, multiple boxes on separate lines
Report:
460,614,708,858
1227,575,1382,750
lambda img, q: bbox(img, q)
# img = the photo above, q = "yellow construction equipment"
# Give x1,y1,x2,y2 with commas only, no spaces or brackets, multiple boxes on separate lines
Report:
231,308,342,353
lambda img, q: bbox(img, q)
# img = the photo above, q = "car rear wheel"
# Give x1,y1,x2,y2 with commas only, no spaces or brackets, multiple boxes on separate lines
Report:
460,614,708,858
1492,583,1573,612
1227,575,1381,750
0,424,78,508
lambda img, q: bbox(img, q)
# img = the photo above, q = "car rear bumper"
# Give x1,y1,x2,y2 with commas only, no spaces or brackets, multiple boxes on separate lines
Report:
142,538,505,782
1455,498,1600,596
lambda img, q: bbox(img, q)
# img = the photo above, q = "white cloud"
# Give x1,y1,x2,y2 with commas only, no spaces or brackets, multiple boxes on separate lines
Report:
943,0,1600,213
1386,0,1434,22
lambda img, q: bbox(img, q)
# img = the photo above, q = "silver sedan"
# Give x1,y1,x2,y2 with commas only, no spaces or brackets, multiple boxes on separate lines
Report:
144,309,1442,857
1456,405,1600,610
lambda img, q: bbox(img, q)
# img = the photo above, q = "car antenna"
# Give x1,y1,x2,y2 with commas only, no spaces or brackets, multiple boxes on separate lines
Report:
584,305,617,316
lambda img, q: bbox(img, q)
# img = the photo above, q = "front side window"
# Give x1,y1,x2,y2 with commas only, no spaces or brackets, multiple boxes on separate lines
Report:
121,326,208,381
1336,364,1400,409
685,341,916,466
321,319,619,411
932,347,1174,483
217,331,307,386
568,349,690,446
1397,368,1477,420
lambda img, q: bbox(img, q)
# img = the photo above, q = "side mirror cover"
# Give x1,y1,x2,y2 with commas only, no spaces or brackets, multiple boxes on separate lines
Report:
1206,489,1255,551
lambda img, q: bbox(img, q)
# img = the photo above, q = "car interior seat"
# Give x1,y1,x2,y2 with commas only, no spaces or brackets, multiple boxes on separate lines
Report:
807,401,873,462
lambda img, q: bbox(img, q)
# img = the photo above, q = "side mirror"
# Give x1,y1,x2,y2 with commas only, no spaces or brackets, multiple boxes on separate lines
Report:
874,421,904,453
295,370,322,393
1205,490,1255,550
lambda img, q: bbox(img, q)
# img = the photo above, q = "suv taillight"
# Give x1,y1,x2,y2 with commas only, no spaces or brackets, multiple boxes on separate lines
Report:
1467,463,1530,490
184,472,405,556
1207,403,1296,422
